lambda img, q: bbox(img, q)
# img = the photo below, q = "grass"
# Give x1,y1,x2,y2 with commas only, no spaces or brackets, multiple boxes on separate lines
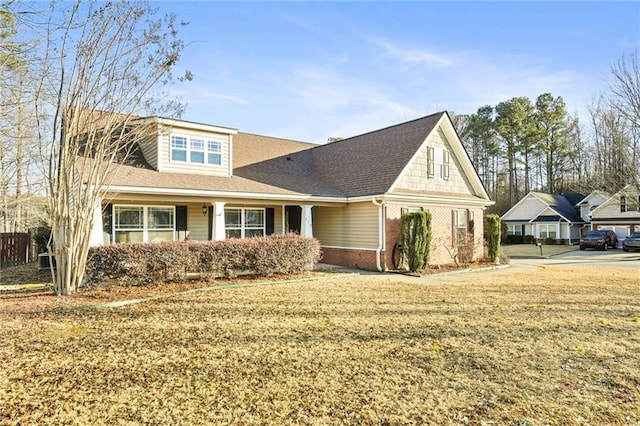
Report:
1,266,639,425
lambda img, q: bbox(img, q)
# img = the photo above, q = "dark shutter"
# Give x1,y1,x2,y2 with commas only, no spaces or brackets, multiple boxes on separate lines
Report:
207,206,214,240
103,204,113,234
176,206,188,231
266,208,275,235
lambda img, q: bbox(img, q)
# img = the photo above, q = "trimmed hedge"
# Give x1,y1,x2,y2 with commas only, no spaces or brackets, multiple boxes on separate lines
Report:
85,234,321,285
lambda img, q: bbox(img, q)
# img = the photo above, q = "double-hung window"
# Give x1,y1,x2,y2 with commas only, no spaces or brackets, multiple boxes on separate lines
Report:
190,138,205,164
620,196,628,213
507,224,522,236
171,136,188,162
539,224,557,239
225,208,265,239
208,141,222,165
114,206,175,243
453,210,468,246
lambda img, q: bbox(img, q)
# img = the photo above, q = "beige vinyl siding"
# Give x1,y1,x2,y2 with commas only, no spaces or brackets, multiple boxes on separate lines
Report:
394,128,474,196
579,193,609,221
313,202,379,249
158,126,231,176
137,129,160,170
594,196,640,220
502,195,546,221
187,203,209,241
273,207,284,235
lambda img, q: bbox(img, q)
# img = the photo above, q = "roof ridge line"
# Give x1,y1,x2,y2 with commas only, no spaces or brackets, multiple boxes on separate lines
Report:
311,111,446,149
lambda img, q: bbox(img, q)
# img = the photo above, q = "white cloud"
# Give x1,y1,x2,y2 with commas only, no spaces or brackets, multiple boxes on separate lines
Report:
368,36,453,68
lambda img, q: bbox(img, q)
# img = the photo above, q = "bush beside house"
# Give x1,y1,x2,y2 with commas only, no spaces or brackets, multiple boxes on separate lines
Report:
85,234,321,285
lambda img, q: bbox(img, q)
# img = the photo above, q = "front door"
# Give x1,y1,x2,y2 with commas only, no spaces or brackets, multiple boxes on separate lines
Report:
285,206,302,234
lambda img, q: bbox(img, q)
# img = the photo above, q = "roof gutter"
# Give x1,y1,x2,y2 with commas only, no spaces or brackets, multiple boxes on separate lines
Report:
372,198,385,272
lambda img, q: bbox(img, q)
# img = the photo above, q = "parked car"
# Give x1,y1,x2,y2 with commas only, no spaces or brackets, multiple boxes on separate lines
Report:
579,230,618,251
622,233,640,252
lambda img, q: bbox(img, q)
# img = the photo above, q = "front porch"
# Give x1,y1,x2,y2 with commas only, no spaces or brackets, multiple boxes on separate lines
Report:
92,200,316,246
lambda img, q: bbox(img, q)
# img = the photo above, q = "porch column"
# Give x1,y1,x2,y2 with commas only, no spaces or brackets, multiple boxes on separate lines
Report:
213,201,226,241
300,204,313,237
89,198,104,247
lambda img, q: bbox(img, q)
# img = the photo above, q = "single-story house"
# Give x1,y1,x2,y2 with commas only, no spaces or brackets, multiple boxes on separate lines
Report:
500,191,592,244
589,184,640,243
88,111,494,270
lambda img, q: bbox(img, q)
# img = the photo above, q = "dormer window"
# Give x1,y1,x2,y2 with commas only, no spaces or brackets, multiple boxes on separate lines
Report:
171,136,187,162
190,138,205,163
208,141,222,165
171,134,223,166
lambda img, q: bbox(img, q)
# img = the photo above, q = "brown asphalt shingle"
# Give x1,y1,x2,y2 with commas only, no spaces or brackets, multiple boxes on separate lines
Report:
104,112,448,199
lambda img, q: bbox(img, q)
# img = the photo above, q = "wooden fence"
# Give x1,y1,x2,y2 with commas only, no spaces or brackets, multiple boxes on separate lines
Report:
0,233,30,267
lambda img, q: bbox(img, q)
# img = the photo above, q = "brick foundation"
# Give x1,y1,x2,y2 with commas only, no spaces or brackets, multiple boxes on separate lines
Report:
320,247,379,271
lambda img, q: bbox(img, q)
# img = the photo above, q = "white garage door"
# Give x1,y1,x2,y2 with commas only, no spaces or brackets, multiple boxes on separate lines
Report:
598,226,630,243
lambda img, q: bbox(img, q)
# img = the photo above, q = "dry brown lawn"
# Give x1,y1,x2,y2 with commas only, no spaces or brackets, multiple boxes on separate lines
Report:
1,266,639,425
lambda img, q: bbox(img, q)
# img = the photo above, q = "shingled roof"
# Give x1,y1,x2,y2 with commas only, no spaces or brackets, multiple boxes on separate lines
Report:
530,192,585,223
235,112,446,198
104,111,463,199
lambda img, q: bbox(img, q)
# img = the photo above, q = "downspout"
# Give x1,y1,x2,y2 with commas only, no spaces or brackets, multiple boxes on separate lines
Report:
372,198,385,272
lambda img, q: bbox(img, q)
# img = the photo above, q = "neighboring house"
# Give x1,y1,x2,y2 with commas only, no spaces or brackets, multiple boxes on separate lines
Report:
500,192,589,244
589,184,640,243
576,190,610,222
88,111,493,270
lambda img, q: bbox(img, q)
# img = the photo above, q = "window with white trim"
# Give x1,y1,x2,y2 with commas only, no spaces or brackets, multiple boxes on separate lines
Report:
507,224,522,236
453,209,468,246
170,134,223,166
208,141,222,165
539,223,557,239
225,208,265,239
114,205,175,243
190,138,205,163
170,136,187,162
620,195,627,213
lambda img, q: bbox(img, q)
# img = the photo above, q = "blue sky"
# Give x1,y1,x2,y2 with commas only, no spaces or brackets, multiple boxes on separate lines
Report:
158,1,640,143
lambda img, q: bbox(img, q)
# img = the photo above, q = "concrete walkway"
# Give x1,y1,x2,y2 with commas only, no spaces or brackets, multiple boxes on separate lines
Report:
316,262,536,284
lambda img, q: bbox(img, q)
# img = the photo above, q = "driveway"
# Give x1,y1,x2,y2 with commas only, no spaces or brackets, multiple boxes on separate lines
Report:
512,248,640,271
336,248,639,284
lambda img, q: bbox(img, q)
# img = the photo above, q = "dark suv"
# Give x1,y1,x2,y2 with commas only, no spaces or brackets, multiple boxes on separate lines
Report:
580,230,618,251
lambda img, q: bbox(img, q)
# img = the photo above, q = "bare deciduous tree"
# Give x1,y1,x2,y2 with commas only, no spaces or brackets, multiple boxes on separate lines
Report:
23,1,187,295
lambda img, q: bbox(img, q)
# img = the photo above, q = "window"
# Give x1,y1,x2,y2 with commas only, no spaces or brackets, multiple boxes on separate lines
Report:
638,196,640,212
507,224,522,236
170,136,187,162
539,224,557,239
620,196,627,213
190,138,205,164
148,207,174,242
114,206,175,243
225,208,265,239
453,209,468,245
170,134,223,166
208,141,222,165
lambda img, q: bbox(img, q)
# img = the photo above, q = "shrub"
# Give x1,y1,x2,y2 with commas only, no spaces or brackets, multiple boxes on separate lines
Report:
85,234,321,285
523,235,535,244
485,214,501,263
400,211,432,272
